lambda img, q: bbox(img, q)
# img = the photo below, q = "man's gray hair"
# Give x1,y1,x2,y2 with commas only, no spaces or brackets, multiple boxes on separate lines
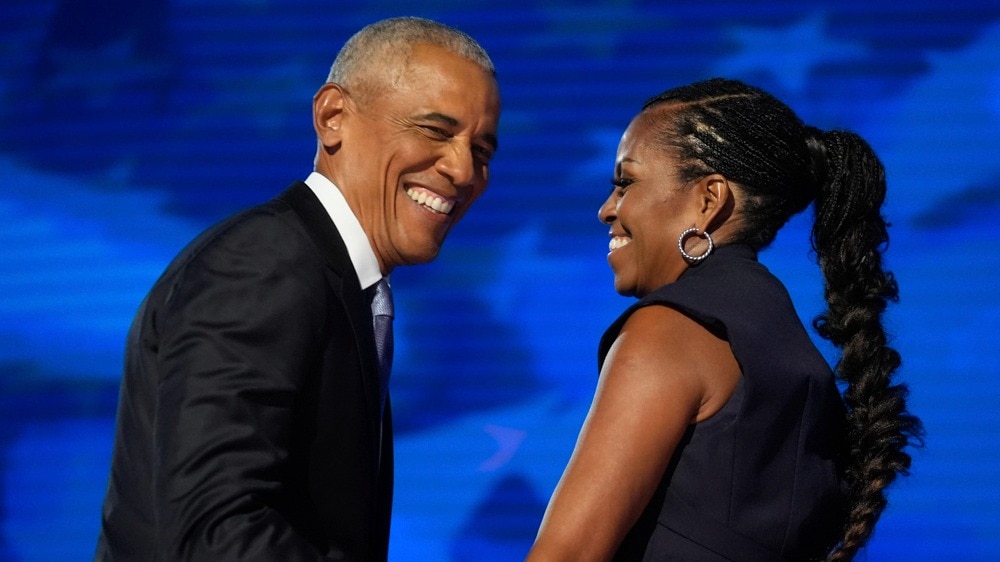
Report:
326,17,495,95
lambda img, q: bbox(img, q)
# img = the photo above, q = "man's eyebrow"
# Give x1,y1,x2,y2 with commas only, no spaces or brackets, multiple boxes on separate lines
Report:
415,112,498,152
416,112,460,127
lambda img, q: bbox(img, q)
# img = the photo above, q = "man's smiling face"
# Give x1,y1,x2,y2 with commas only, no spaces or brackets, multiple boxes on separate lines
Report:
319,42,500,273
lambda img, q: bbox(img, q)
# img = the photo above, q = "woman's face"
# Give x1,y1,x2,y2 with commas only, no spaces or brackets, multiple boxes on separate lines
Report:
598,111,703,297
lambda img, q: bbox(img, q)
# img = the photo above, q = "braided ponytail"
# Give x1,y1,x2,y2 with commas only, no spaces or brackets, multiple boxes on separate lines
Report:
810,130,925,561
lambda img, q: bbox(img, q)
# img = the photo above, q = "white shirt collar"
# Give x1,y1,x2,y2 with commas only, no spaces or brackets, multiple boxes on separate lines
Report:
303,172,383,290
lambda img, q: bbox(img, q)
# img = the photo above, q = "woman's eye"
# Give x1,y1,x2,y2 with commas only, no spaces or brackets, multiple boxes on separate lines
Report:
610,177,634,194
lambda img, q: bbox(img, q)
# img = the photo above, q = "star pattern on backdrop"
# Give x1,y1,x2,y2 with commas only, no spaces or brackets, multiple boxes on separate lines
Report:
713,13,867,93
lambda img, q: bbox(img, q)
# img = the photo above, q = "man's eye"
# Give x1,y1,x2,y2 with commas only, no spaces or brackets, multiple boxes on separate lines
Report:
473,145,494,162
421,125,451,138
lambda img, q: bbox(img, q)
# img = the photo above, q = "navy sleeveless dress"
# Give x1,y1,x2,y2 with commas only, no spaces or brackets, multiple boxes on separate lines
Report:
600,244,846,561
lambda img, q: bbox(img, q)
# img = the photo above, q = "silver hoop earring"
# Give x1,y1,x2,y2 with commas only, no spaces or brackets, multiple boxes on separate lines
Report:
677,227,714,263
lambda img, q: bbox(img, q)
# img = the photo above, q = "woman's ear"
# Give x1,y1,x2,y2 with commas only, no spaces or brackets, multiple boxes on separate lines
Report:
696,174,734,232
313,83,346,149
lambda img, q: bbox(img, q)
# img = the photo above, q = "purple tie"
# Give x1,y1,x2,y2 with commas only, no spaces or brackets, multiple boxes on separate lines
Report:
370,278,393,410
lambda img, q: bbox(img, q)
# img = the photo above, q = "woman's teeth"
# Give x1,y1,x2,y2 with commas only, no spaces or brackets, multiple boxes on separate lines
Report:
406,188,454,214
609,236,630,251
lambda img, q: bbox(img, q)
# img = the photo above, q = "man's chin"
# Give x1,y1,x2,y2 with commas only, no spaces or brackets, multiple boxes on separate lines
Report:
396,241,444,267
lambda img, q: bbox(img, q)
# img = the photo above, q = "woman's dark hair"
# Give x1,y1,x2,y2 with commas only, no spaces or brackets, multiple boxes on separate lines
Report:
643,78,924,560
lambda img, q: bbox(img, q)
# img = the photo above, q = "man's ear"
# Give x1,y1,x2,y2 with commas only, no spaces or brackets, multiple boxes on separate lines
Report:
695,174,734,232
313,83,346,149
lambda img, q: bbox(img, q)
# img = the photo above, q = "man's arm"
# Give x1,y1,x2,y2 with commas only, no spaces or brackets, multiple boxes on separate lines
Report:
151,217,353,561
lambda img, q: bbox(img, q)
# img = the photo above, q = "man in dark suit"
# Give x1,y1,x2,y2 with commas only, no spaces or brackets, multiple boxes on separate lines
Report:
95,17,500,561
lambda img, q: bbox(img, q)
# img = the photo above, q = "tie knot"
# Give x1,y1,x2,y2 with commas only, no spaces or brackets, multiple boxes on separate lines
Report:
370,278,393,319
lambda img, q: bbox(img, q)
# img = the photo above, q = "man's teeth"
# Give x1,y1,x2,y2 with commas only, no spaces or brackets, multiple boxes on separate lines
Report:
609,236,630,251
406,188,454,214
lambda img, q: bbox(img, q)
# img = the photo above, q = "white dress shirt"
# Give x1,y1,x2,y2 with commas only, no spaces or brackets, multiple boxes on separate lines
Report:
303,172,384,291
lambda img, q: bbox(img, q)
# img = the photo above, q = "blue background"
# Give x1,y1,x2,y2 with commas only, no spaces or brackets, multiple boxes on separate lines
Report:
2,1,999,560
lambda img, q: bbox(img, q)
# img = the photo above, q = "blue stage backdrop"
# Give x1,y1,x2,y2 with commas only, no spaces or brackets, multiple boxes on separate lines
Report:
2,1,999,560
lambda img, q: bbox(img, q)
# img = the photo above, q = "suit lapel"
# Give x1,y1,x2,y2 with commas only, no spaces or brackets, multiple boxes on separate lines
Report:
276,181,382,454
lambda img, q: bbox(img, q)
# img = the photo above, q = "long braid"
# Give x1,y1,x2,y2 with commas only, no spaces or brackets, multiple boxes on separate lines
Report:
811,130,924,560
643,78,923,560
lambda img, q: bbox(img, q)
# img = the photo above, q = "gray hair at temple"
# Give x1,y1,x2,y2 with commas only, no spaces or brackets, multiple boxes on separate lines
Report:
326,17,495,101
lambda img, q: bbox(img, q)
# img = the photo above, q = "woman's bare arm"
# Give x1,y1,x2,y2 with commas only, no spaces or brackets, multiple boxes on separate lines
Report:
526,305,740,562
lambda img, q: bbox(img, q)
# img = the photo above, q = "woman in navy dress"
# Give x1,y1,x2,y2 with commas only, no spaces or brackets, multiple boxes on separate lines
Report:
527,78,923,561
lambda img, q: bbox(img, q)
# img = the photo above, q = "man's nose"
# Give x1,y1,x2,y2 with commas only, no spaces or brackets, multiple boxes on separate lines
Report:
437,143,476,187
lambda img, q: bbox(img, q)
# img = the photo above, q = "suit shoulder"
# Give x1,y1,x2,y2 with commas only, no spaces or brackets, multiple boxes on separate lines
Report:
175,199,319,269
143,197,344,306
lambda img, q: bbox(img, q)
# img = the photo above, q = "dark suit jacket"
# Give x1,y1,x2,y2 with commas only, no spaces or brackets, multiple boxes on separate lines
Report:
95,182,392,561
